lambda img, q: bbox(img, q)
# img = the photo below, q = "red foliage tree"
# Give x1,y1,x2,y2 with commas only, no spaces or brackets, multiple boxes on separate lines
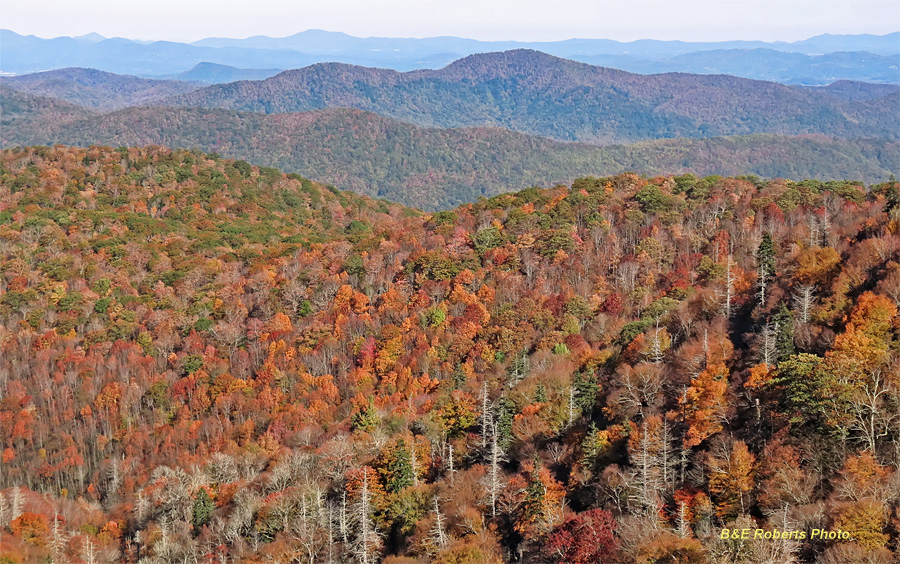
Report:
545,509,618,564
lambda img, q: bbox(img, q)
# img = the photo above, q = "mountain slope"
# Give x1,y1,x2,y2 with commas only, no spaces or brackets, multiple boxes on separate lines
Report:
1,144,898,564
3,94,896,209
0,85,95,138
162,50,900,144
1,67,200,110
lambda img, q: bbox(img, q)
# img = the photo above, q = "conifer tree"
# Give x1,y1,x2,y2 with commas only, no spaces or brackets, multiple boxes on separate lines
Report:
772,303,795,362
495,396,515,451
573,370,598,414
191,488,214,531
384,439,414,493
757,232,776,304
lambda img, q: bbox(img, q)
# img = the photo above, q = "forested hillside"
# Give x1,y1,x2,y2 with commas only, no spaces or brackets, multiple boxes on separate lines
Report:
1,145,898,563
161,50,900,144
0,87,95,140
0,68,199,111
3,94,897,209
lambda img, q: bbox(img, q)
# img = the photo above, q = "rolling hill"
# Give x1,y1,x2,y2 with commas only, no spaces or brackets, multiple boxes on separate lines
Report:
3,91,896,209
0,67,200,110
0,86,95,136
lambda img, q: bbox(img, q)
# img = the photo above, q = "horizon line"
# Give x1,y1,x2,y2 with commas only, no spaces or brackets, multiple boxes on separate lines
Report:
3,27,899,46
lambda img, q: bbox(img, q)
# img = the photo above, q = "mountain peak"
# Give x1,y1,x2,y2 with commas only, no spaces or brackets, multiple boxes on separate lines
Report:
433,49,579,79
73,32,106,43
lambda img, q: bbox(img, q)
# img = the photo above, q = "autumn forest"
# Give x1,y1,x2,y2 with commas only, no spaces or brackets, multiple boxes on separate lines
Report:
0,144,897,563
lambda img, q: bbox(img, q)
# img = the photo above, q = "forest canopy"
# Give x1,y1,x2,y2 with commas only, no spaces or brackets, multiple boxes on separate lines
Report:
0,145,898,564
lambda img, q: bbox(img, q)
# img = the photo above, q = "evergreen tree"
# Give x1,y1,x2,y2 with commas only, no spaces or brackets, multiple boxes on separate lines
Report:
351,397,379,432
385,439,414,493
769,353,828,429
757,233,776,280
885,177,899,212
191,488,214,531
757,232,776,304
451,363,467,390
772,303,795,362
496,396,515,450
573,370,599,415
522,460,548,524
534,383,548,403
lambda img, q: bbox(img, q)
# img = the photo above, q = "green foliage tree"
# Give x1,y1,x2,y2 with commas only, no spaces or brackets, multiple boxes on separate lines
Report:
192,488,214,531
351,397,379,432
384,439,415,493
772,304,795,361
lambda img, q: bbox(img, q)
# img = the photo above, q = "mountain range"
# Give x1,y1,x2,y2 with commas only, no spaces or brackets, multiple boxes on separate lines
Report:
3,85,897,209
5,51,897,145
2,48,898,209
158,50,900,144
2,28,898,85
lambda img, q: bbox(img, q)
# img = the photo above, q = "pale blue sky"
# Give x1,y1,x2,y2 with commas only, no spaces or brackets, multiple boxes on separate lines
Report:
4,0,899,42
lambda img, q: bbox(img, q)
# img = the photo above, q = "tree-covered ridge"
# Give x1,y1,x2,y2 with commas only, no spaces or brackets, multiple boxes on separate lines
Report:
162,50,900,144
1,146,899,564
2,96,897,210
0,68,200,111
0,86,94,141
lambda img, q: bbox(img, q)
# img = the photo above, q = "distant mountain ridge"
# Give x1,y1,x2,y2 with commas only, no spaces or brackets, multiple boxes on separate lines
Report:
160,49,900,145
171,63,283,84
189,30,900,58
3,89,896,209
804,80,900,100
2,28,897,83
0,67,199,110
576,49,900,85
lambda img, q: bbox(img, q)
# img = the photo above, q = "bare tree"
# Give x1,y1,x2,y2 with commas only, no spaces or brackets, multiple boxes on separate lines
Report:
289,488,330,564
674,499,692,538
10,487,24,522
567,384,577,427
849,370,898,453
49,512,68,563
607,364,664,421
350,472,381,564
429,496,450,549
486,426,506,518
82,536,98,564
480,380,492,450
616,260,641,295
760,321,777,366
647,318,666,364
724,255,736,318
628,418,675,514
0,491,8,529
792,285,816,325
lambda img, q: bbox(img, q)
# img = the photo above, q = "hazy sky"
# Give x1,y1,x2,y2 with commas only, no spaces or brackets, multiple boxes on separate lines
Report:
4,0,899,42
